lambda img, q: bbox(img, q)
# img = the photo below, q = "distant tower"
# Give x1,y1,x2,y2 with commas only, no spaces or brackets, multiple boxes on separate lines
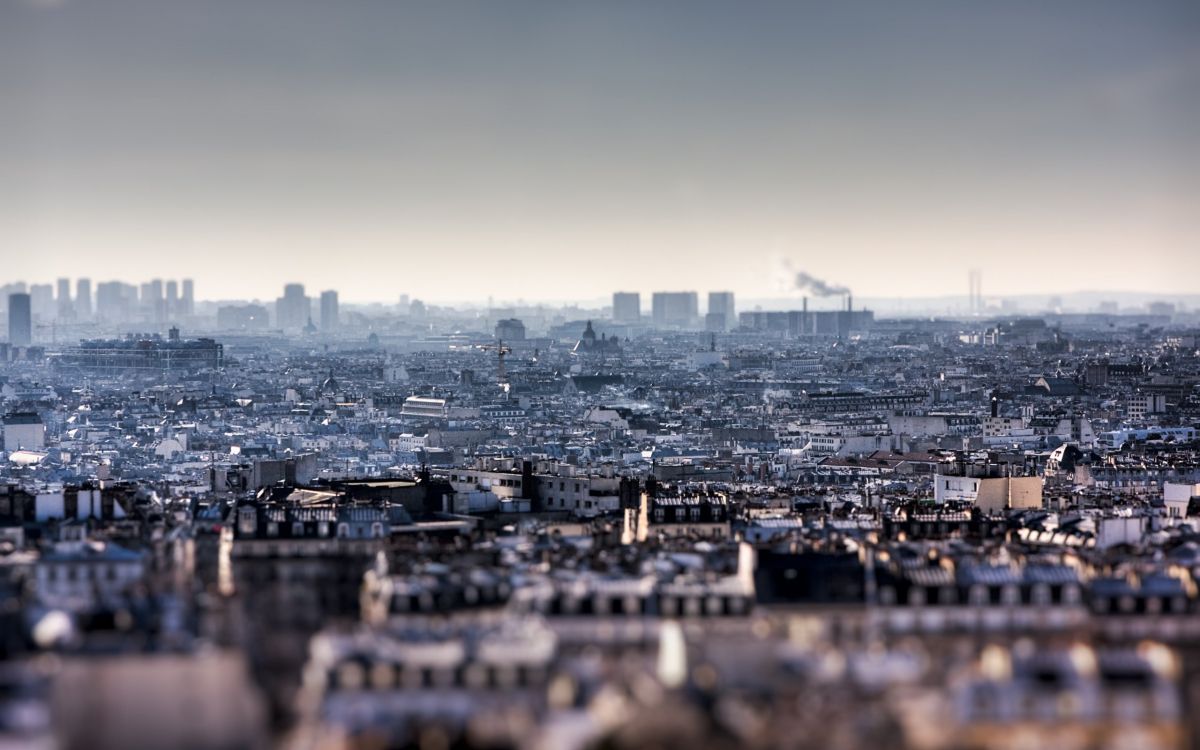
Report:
612,292,641,323
181,278,195,316
276,283,311,330
7,293,32,346
707,291,735,331
56,278,72,320
968,269,983,314
75,278,92,320
166,280,179,319
320,290,339,331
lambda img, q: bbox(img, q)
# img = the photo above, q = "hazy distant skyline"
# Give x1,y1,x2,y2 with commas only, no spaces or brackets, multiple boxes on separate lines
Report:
3,1,1197,303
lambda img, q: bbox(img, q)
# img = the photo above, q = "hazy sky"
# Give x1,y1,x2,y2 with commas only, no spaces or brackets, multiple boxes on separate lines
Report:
2,0,1197,303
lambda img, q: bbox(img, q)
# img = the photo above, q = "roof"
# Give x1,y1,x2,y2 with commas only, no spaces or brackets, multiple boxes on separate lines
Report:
3,413,43,425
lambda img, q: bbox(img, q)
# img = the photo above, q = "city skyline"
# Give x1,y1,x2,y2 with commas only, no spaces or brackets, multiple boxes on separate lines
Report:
3,0,1197,302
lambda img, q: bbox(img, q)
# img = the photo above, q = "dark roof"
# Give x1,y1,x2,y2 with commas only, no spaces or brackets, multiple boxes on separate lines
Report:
2,412,42,426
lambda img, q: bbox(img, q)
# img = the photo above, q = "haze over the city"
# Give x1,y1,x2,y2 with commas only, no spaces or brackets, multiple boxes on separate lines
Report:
3,0,1197,302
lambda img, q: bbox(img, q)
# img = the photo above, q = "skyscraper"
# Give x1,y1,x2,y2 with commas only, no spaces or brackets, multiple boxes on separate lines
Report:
29,284,53,321
166,280,179,319
651,291,699,328
181,279,195,316
612,292,641,323
320,290,339,331
141,279,165,326
707,291,735,331
56,278,72,320
8,293,31,347
75,278,92,320
276,283,311,330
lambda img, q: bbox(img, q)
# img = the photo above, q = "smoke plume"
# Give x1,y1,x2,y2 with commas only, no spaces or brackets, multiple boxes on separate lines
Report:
792,271,849,297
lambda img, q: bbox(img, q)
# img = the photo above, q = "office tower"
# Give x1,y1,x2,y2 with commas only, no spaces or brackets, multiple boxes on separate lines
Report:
96,281,135,324
141,279,165,326
166,280,179,318
651,291,699,328
56,278,72,320
276,283,311,330
319,290,339,331
181,279,195,316
30,284,54,320
612,292,641,323
707,291,735,331
75,278,92,320
495,318,525,341
7,293,32,346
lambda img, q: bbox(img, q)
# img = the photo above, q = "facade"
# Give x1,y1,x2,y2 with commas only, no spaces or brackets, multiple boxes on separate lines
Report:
7,292,31,347
494,318,525,341
74,278,92,320
276,283,311,330
3,412,45,451
54,335,224,372
55,278,72,320
612,291,641,323
651,291,698,327
707,291,735,331
181,278,195,315
319,290,339,331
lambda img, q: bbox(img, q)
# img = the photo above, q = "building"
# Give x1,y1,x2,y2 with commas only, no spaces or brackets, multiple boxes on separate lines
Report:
181,278,195,316
55,278,72,320
74,278,91,320
706,291,735,331
276,283,311,330
3,412,45,451
935,474,1043,512
95,281,137,323
495,318,525,341
217,303,270,330
651,291,698,328
54,335,224,372
141,278,165,326
739,306,874,337
612,292,641,323
319,290,339,331
572,320,620,355
7,292,31,346
29,283,54,320
165,280,179,318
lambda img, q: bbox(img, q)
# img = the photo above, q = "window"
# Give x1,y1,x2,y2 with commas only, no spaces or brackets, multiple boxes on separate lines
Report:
292,521,304,537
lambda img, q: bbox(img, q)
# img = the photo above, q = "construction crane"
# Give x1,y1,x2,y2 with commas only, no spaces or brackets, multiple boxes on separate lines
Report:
475,340,512,386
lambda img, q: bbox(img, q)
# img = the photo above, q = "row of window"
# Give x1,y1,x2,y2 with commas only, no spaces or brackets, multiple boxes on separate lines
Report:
264,521,385,538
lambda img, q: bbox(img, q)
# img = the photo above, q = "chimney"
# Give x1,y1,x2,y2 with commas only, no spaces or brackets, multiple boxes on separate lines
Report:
847,294,853,313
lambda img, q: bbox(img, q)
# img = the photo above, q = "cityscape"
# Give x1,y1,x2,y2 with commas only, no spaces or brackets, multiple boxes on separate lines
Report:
3,1,1198,749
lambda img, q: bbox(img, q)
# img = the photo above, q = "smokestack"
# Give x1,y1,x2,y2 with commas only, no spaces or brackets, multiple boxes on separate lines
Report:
847,294,852,313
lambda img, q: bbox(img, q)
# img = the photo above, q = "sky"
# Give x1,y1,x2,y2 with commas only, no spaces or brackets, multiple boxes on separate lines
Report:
2,0,1197,304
